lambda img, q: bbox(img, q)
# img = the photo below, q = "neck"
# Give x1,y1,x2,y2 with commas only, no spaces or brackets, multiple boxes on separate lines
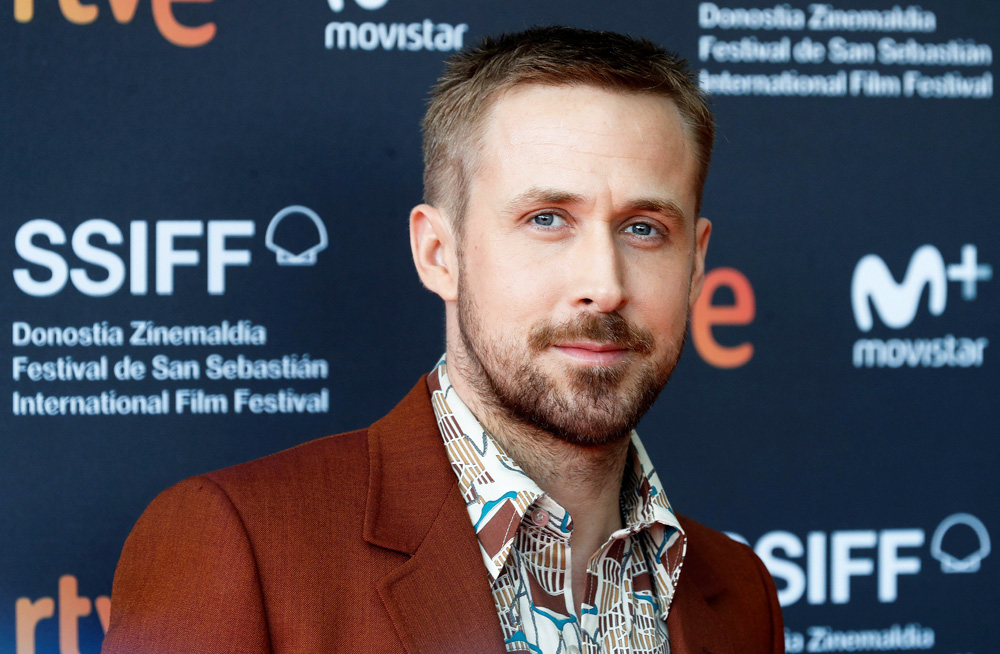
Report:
446,341,635,616
496,422,630,554
446,347,630,545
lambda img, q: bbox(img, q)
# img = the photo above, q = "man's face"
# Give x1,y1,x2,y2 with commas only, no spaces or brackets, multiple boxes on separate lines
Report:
453,84,709,446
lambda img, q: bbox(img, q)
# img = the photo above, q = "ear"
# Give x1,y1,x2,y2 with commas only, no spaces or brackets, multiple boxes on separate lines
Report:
410,203,459,302
688,217,712,308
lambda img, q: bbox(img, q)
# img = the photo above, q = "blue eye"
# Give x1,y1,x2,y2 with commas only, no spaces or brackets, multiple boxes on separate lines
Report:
532,213,563,227
625,223,657,237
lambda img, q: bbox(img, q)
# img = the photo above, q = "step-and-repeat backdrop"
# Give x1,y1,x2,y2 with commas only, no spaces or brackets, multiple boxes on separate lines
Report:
2,1,996,652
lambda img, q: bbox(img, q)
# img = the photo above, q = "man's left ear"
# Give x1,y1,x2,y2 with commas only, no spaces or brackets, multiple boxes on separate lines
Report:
688,217,712,308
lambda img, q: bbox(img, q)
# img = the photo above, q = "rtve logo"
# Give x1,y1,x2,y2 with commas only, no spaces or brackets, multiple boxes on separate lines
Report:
850,244,991,368
852,244,992,332
13,0,218,47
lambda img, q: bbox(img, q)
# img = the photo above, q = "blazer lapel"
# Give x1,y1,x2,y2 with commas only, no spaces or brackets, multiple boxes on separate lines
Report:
667,532,737,654
361,379,744,654
364,377,506,654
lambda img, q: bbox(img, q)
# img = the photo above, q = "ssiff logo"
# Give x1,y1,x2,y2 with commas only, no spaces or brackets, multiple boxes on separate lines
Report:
11,206,327,296
729,512,990,608
13,0,218,47
850,244,991,368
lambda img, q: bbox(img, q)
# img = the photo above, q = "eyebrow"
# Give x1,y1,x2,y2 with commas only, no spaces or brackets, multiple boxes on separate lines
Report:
502,187,586,216
503,186,689,223
628,197,688,223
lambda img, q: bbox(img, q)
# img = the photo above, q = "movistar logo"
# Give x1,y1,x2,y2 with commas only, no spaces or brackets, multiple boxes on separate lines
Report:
851,244,991,332
850,244,991,369
322,0,468,53
327,0,389,11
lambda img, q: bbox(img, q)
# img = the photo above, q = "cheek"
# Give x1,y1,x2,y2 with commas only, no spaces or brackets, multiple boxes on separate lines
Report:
464,243,563,326
628,263,692,334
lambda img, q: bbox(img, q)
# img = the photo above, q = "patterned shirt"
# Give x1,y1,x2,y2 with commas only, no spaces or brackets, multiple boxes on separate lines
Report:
428,357,687,654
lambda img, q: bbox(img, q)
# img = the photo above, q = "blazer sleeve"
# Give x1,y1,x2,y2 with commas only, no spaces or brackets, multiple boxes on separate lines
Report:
101,476,272,654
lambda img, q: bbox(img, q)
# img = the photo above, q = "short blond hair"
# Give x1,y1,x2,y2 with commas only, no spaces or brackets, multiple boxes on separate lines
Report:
422,26,715,232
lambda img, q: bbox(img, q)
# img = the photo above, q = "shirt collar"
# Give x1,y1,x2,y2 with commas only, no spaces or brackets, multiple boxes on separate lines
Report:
428,355,686,606
427,356,545,578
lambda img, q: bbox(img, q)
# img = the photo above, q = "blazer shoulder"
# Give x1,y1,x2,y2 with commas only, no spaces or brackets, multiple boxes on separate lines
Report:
138,427,377,554
677,514,785,652
104,474,272,654
204,427,371,497
679,513,760,571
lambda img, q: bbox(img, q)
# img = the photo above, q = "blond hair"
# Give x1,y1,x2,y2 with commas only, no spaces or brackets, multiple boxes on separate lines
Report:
422,26,715,231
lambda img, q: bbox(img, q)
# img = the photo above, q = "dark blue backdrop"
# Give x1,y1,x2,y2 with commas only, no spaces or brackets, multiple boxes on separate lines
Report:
2,1,996,652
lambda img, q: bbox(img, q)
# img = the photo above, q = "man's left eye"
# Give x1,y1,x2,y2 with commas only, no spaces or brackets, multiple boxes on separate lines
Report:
624,222,658,237
531,213,564,228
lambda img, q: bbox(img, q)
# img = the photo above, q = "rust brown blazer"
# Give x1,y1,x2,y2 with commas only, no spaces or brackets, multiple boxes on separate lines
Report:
102,377,784,654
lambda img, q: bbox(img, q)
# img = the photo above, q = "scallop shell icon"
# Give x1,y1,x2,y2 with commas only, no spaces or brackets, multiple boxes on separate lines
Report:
265,206,328,266
930,513,991,573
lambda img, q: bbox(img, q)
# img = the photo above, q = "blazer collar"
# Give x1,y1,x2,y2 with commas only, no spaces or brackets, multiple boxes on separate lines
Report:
364,376,507,653
363,375,456,555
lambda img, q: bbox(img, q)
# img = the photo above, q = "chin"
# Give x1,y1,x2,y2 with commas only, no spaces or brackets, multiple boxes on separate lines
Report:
505,362,668,447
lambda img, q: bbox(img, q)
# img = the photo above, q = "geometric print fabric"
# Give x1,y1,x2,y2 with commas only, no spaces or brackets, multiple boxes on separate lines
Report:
428,358,687,654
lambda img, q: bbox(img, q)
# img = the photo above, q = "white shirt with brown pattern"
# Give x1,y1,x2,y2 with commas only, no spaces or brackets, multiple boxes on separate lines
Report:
428,357,687,654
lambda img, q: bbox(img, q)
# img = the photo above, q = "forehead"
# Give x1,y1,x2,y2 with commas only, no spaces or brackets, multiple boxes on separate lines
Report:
470,84,699,219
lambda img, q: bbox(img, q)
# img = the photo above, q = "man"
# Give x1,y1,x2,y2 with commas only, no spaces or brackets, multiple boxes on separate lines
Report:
102,26,783,654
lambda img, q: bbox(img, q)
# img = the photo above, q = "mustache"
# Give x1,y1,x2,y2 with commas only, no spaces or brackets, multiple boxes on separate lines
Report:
528,313,655,355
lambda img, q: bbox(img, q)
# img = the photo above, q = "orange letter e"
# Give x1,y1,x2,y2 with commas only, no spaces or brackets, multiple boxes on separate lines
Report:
691,267,756,369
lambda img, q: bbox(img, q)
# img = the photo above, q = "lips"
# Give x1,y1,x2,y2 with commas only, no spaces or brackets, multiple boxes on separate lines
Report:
553,342,631,365
557,341,627,352
528,313,655,356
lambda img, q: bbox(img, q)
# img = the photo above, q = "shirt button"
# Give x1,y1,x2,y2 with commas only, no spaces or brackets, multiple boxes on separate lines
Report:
567,646,581,654
530,509,549,527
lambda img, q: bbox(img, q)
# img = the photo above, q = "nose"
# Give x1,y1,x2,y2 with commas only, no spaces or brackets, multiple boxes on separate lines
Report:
568,226,627,313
